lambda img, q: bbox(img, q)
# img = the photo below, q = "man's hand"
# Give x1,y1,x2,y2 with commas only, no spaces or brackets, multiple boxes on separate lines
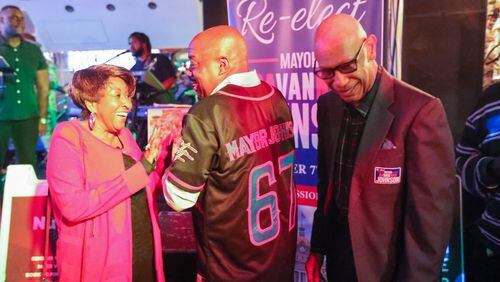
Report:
36,69,49,135
143,126,163,164
306,251,323,282
155,133,173,176
38,122,46,135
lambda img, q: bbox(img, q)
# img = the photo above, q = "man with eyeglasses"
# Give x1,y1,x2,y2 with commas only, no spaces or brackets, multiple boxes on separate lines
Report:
306,14,456,282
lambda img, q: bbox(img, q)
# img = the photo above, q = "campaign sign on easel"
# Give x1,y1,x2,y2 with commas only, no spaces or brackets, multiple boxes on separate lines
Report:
0,165,57,282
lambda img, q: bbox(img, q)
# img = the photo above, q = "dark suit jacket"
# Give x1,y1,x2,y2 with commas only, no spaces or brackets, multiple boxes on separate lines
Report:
310,68,457,282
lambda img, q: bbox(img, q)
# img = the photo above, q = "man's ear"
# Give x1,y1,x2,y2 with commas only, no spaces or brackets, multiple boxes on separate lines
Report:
366,34,378,61
84,100,97,114
218,57,229,76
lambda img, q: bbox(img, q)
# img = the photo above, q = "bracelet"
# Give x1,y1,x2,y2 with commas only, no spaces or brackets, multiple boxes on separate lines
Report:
39,117,47,125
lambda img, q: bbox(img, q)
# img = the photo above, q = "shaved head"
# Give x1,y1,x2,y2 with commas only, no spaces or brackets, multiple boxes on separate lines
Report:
188,25,249,97
315,14,366,59
314,14,378,106
191,25,248,71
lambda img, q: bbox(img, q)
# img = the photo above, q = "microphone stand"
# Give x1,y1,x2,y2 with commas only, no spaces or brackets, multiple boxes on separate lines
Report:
102,50,130,64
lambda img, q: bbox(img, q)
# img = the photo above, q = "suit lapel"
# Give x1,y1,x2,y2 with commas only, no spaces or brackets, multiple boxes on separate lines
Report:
350,70,395,207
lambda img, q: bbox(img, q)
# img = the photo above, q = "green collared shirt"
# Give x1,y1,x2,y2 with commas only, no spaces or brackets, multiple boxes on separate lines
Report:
0,36,47,120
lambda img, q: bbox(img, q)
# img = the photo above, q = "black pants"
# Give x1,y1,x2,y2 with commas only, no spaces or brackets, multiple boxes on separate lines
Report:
0,118,38,170
326,215,358,282
464,227,500,282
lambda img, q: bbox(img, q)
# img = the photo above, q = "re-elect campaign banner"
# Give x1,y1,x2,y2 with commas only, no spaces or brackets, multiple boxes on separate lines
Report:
227,0,384,191
227,1,384,280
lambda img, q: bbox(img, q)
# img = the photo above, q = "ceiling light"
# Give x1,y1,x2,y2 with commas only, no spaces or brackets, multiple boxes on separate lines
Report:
106,4,116,11
148,2,157,10
64,5,74,13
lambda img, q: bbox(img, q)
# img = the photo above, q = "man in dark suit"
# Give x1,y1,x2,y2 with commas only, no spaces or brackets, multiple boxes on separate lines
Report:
306,14,457,282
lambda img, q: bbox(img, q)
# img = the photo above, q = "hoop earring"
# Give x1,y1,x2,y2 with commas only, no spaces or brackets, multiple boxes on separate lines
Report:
88,112,96,131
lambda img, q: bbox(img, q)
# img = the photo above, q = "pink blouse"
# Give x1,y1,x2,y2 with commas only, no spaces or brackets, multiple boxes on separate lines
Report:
47,120,165,281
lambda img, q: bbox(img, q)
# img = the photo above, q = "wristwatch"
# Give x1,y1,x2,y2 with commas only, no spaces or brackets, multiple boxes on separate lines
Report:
39,117,47,125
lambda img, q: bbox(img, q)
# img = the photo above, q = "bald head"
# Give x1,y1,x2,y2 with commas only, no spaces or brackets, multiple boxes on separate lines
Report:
315,14,367,62
314,14,378,106
191,25,248,73
188,25,249,97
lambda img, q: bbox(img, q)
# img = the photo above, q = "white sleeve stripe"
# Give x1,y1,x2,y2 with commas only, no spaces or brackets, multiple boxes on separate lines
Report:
166,171,205,191
163,179,200,211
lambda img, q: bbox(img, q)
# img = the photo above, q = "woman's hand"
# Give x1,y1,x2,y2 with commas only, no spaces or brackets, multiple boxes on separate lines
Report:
155,133,173,175
143,126,163,165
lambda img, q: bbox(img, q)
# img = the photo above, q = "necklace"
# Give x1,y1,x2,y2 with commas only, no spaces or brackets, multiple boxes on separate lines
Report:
84,120,125,152
94,130,123,150
111,134,124,150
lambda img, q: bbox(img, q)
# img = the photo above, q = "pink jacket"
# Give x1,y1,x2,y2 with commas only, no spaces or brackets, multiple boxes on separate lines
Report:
47,120,165,282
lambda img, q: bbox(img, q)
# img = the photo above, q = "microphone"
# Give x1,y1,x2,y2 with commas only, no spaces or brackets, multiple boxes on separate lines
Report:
103,50,130,64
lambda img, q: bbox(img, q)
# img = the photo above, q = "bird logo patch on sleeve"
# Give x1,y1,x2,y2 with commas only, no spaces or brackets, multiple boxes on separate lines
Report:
174,139,198,163
374,167,401,184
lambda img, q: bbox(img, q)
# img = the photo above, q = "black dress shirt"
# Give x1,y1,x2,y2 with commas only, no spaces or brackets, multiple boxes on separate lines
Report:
326,67,382,282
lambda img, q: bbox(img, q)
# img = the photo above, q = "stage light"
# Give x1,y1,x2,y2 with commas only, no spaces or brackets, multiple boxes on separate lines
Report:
106,4,116,11
64,5,74,13
148,2,157,10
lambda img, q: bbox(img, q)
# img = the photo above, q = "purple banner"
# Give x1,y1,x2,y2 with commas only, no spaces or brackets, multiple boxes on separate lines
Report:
228,0,384,188
228,1,385,281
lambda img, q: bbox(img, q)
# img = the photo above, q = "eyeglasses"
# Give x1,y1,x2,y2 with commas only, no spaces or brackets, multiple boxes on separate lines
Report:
314,39,366,79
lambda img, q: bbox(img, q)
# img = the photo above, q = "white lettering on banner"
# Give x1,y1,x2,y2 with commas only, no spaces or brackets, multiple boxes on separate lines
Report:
33,216,56,231
290,102,318,150
236,0,368,45
291,164,319,175
275,72,315,101
31,256,44,262
256,71,319,151
294,163,307,174
297,190,318,201
31,256,55,262
31,256,56,262
280,52,316,69
310,165,318,175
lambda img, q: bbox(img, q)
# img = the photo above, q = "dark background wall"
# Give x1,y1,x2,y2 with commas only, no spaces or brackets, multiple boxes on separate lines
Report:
202,0,228,29
402,0,487,142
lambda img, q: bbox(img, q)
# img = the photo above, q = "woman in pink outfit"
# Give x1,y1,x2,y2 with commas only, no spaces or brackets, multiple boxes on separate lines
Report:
47,65,166,281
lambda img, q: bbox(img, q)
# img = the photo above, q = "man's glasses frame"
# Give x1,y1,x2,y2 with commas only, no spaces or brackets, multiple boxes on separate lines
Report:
314,38,366,80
